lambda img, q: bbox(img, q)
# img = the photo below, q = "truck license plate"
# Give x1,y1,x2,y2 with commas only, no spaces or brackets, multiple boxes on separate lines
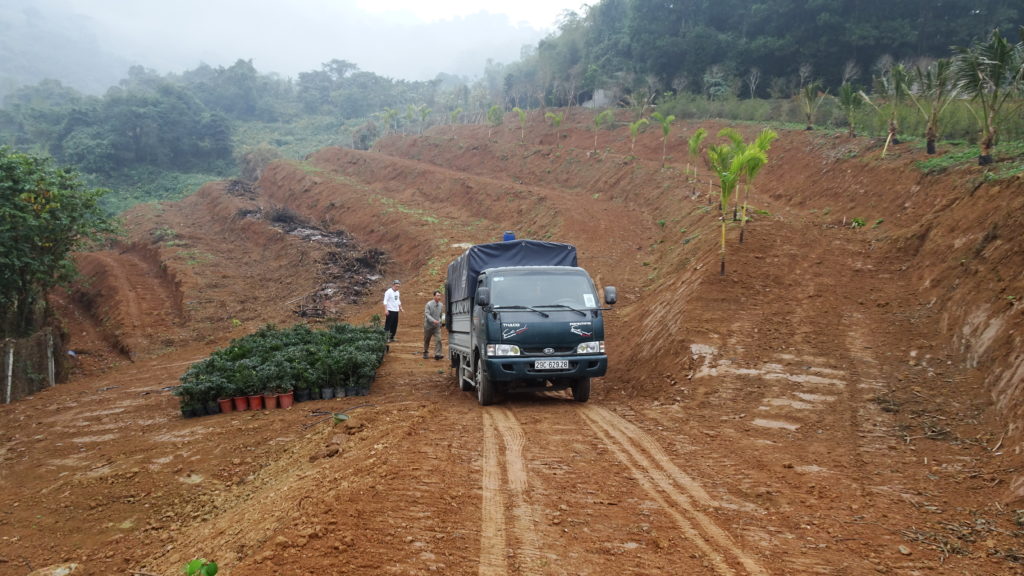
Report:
534,360,569,370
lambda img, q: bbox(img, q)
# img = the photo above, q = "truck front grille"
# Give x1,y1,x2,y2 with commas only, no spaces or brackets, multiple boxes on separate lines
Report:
519,346,576,356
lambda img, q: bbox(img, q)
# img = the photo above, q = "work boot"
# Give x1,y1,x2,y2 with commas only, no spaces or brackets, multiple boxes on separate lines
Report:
422,352,428,359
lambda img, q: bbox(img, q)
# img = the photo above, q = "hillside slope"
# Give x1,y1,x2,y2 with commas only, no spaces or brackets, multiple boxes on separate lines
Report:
2,112,1023,576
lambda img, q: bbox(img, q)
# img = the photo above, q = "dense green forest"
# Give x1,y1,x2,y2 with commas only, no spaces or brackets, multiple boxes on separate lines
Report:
1,0,1021,213
0,59,482,212
1,147,115,337
520,0,1020,100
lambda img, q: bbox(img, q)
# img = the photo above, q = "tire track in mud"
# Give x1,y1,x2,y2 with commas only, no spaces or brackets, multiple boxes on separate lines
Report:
577,404,769,576
762,225,899,460
480,407,544,576
722,223,899,574
480,411,509,575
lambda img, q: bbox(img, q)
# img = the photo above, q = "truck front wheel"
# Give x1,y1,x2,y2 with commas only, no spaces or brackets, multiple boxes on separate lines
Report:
571,378,591,402
476,362,495,406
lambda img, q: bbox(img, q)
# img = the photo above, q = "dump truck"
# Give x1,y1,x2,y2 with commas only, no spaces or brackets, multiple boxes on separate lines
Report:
444,239,616,405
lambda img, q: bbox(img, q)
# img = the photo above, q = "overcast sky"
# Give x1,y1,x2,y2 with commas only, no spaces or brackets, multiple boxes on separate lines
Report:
58,0,588,80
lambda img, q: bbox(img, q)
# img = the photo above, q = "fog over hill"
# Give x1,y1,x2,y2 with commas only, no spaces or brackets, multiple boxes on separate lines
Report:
0,1,130,95
1,0,577,97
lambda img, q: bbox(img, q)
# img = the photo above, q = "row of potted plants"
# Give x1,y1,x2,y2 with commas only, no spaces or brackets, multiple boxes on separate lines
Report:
175,322,387,418
182,390,296,418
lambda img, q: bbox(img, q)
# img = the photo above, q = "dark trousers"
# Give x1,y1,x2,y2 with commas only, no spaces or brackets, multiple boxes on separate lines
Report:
384,311,400,340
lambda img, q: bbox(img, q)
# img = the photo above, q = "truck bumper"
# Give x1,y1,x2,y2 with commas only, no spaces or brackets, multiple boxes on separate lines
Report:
484,355,607,382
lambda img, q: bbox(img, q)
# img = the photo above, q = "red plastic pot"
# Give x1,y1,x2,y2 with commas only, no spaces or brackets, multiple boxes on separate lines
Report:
263,393,278,410
232,396,248,411
217,398,233,414
247,395,263,411
278,391,294,409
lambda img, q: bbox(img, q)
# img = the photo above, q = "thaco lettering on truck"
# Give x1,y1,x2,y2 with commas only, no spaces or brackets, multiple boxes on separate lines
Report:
444,237,616,406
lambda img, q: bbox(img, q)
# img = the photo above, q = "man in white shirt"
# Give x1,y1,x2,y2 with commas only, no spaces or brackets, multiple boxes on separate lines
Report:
383,279,403,341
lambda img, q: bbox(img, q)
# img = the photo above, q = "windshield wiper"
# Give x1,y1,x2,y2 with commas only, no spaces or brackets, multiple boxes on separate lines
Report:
535,303,587,316
492,305,549,318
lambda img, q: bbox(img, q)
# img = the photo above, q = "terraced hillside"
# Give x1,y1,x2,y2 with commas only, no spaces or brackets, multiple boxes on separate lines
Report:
2,111,1023,576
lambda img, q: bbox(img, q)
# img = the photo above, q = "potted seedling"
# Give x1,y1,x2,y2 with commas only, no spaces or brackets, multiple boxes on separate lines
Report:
326,351,353,398
272,379,294,408
256,360,287,409
173,381,202,418
196,374,228,415
231,358,263,410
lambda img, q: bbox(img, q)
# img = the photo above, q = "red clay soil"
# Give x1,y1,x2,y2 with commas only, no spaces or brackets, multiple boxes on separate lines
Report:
3,111,1024,576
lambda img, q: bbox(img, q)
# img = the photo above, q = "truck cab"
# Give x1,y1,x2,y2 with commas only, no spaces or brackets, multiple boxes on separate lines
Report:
445,240,615,405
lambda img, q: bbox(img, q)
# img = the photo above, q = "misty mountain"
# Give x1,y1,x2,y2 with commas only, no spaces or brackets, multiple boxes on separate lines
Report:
0,2,130,98
0,0,549,101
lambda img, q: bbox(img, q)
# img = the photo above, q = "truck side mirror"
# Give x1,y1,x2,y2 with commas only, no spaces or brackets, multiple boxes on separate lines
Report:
604,286,617,305
476,287,491,307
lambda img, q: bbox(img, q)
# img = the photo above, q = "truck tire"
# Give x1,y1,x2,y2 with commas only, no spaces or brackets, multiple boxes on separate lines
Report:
457,358,473,392
476,362,495,406
571,378,591,402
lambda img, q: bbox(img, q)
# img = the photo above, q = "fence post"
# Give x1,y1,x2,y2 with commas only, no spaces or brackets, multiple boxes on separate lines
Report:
47,329,55,388
4,339,13,404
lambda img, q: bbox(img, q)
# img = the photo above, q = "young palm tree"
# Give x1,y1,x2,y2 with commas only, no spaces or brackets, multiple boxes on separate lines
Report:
629,118,649,154
405,104,418,135
377,108,399,135
738,129,778,243
650,112,676,167
837,83,862,137
861,63,911,157
687,127,707,184
593,109,614,152
486,105,503,140
419,106,431,135
513,107,527,143
708,143,761,275
885,64,911,153
705,129,774,274
450,107,462,137
545,111,564,145
799,82,827,130
953,28,1024,165
907,59,959,154
717,128,745,220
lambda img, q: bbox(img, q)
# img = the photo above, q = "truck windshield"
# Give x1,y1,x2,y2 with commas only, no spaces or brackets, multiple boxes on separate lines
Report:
489,269,599,309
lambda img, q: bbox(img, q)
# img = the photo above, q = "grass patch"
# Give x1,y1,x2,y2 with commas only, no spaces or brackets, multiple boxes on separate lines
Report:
151,226,178,243
91,168,230,215
916,143,982,173
375,196,441,225
916,141,1024,179
175,249,214,266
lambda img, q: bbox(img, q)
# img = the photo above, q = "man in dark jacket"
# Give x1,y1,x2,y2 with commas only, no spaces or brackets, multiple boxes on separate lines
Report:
423,290,444,360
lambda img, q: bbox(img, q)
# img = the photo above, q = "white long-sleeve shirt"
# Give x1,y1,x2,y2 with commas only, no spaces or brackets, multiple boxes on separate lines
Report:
383,287,402,312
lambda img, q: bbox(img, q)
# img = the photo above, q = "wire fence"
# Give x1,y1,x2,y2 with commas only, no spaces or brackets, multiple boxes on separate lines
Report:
3,328,68,404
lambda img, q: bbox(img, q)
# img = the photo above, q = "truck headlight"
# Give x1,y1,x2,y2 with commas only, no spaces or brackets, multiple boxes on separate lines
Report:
576,341,604,354
487,344,521,356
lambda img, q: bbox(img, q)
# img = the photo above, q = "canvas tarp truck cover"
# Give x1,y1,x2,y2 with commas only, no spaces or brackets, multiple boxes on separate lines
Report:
447,240,577,301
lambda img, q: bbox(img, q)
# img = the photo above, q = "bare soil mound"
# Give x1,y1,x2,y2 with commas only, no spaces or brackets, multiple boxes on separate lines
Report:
3,111,1024,576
